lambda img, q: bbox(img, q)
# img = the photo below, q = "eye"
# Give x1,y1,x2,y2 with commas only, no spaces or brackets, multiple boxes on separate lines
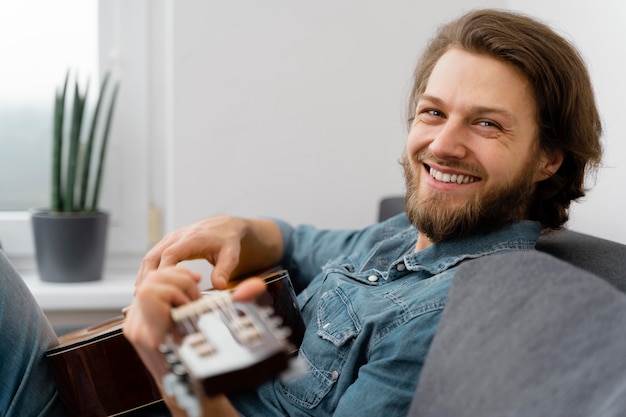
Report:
476,120,502,130
425,109,444,117
416,108,445,123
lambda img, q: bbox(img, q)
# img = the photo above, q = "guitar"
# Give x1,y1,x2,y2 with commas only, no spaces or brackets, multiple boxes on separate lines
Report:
46,269,305,417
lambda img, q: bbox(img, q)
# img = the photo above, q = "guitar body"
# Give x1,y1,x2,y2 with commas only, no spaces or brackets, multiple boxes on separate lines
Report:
46,269,304,417
46,317,162,417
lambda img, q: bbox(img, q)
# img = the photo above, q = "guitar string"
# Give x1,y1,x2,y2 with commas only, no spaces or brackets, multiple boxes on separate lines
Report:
209,292,244,336
173,290,264,346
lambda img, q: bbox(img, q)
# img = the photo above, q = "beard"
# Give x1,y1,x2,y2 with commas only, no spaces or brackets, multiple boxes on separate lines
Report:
400,152,540,243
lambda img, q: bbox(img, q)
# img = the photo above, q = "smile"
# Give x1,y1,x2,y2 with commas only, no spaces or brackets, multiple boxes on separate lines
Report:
427,166,480,184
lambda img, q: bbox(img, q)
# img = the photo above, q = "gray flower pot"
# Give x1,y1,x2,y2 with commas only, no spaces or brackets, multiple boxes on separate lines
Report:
31,211,109,282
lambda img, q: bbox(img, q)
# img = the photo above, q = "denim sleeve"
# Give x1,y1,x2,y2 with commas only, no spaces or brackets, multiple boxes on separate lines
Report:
272,219,356,290
272,215,411,293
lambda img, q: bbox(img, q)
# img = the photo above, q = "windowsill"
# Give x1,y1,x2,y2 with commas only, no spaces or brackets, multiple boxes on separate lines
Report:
21,272,135,311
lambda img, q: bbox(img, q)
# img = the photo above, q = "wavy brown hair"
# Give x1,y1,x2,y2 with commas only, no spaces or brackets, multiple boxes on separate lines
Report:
407,9,602,229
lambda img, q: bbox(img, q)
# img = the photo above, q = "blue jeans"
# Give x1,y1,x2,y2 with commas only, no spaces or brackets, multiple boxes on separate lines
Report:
0,250,65,416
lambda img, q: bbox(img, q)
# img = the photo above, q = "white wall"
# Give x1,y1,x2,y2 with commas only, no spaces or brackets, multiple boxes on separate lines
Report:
152,0,625,244
152,0,503,232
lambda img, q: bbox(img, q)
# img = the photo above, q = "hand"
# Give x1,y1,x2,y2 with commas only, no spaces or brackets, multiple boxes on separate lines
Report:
123,267,266,417
137,216,283,290
125,266,267,353
124,265,201,391
138,216,247,290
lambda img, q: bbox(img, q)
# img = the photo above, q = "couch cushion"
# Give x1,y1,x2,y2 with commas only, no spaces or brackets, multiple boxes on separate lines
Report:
409,251,626,417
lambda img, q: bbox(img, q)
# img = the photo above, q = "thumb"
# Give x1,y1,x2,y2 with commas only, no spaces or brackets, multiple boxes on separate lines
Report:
231,278,266,302
210,267,229,290
209,246,241,290
210,255,239,290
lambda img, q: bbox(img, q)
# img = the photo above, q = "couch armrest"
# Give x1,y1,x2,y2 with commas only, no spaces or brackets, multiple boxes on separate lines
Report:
409,251,626,417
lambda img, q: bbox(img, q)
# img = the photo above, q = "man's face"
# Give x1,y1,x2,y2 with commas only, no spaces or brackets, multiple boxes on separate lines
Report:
403,47,553,243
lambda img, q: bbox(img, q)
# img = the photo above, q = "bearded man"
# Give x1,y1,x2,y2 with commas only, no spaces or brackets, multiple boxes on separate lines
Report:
124,8,602,417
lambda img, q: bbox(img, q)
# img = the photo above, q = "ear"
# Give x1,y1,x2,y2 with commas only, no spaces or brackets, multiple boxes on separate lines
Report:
534,148,564,182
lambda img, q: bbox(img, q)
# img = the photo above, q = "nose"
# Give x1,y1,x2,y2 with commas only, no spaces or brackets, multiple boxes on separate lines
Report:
429,119,468,160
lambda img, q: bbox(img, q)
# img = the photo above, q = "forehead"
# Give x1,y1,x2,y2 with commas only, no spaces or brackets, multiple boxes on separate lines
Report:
423,47,536,118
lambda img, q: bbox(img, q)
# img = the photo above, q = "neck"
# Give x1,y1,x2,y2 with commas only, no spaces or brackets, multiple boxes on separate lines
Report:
415,233,434,252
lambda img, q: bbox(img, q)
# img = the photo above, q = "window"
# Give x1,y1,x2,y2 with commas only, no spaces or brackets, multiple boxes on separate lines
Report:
0,0,150,270
0,0,98,211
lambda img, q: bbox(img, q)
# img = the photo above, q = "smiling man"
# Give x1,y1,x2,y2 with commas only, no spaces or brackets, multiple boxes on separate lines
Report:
124,9,603,417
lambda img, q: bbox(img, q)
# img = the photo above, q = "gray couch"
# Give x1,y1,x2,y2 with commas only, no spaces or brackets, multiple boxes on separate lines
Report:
378,197,626,416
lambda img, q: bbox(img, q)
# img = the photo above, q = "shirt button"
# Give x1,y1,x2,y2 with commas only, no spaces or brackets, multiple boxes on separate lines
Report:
367,275,379,283
396,263,406,272
331,370,339,380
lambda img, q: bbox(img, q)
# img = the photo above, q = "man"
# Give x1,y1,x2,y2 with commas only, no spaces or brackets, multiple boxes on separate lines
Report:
124,8,602,417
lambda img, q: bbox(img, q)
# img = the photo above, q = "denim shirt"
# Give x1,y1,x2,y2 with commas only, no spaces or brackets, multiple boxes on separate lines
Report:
230,214,541,417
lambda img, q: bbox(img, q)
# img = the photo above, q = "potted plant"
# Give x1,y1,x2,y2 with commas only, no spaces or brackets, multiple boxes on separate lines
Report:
31,71,120,282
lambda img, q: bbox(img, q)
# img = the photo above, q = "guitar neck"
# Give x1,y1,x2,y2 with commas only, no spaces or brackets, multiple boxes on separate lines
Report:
160,286,300,417
166,288,293,392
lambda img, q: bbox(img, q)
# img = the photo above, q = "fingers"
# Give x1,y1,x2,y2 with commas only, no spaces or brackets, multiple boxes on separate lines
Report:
136,235,185,287
231,277,267,302
127,267,202,348
136,268,202,306
136,246,163,287
135,217,247,289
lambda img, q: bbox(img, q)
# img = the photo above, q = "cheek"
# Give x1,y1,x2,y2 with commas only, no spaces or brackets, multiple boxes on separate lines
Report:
482,147,530,184
406,125,430,155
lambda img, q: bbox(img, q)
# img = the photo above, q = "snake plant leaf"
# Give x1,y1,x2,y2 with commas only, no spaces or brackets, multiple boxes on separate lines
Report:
78,72,111,211
90,81,120,211
51,70,69,212
64,80,88,212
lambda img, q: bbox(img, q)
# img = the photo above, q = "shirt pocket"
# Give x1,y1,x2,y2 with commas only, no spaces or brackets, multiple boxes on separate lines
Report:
280,285,361,409
296,255,357,310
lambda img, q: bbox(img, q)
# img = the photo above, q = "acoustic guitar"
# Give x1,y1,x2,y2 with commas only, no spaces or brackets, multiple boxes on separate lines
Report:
46,269,305,417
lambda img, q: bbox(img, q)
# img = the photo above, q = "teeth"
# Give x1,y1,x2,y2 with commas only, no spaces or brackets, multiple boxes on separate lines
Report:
429,167,477,184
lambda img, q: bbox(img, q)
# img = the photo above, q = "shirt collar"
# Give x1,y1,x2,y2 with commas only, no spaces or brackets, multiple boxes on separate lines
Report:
403,220,542,276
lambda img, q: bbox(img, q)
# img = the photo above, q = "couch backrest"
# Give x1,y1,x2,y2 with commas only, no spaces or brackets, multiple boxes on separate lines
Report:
535,229,626,293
